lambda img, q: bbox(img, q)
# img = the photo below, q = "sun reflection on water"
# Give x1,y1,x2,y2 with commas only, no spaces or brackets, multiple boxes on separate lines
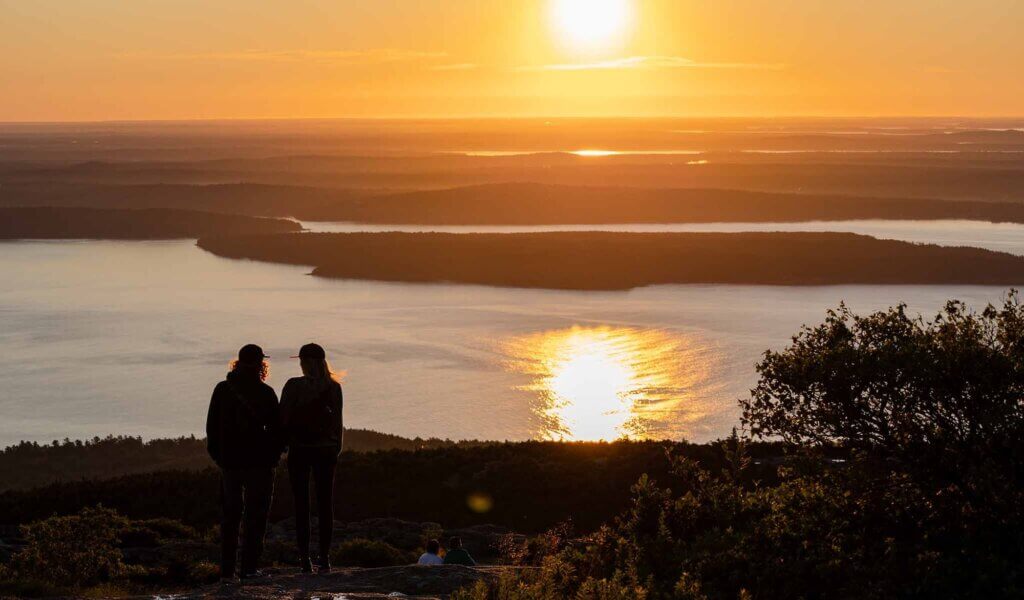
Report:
503,326,715,441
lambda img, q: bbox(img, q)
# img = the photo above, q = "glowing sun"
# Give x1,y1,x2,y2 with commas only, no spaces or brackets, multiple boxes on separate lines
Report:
551,0,632,49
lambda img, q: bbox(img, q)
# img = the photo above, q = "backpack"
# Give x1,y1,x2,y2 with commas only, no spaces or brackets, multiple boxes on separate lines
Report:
227,381,267,437
289,382,336,443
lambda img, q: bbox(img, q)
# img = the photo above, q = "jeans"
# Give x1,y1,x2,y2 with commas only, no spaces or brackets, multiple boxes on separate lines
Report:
220,467,275,577
288,446,338,562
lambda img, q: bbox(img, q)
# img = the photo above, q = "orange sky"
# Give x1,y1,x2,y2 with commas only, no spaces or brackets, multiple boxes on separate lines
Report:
1,0,1022,121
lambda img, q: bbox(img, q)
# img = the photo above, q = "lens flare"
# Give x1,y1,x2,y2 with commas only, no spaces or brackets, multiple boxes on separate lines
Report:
467,492,494,513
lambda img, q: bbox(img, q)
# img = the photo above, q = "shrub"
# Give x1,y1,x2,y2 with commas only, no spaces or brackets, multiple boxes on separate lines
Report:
116,517,198,548
421,523,444,550
118,525,161,548
136,517,199,540
498,521,574,566
331,538,414,568
11,506,128,587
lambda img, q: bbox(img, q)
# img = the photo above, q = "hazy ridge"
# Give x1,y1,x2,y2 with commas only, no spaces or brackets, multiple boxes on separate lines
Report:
8,182,1024,225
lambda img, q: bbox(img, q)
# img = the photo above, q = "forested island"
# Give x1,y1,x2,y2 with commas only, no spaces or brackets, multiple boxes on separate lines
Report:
0,207,300,239
197,231,1024,290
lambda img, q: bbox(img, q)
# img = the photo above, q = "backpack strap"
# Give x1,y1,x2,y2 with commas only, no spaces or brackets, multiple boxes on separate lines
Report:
227,380,264,432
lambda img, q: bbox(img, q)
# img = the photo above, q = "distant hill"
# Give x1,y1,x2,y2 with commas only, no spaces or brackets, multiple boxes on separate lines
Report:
4,153,1024,202
197,231,1024,290
7,181,1024,223
0,207,301,239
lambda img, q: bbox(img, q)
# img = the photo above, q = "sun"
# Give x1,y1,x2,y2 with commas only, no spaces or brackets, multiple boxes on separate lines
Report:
551,0,632,50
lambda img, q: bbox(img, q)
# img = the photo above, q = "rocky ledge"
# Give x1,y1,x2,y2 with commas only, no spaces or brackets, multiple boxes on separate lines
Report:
162,565,523,599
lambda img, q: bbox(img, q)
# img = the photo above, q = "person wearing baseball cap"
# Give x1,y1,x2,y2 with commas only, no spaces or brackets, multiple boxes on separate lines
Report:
206,344,283,582
280,342,344,573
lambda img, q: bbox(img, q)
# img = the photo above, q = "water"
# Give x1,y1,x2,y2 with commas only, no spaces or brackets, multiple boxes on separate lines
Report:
0,234,1017,447
302,219,1024,257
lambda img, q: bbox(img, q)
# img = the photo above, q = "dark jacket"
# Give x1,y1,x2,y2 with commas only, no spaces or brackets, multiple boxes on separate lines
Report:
443,548,476,566
206,370,283,469
280,377,343,454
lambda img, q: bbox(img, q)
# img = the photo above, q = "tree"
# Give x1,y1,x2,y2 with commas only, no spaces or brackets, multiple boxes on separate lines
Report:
741,292,1024,514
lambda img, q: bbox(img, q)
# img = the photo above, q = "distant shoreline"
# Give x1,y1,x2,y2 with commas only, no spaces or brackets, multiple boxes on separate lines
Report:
197,230,1024,290
0,207,301,240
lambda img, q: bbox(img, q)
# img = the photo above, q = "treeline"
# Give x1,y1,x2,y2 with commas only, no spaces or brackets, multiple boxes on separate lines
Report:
0,207,299,239
0,440,787,533
303,183,1024,224
0,430,479,492
198,231,1024,290
0,182,362,219
9,181,1024,223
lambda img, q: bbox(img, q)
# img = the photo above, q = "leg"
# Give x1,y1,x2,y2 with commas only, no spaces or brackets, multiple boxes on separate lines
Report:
311,456,337,562
241,467,275,574
220,469,244,579
288,452,313,560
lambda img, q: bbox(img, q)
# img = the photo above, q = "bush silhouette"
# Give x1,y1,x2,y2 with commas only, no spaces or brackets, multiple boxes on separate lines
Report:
331,538,414,568
743,292,1024,516
12,506,128,587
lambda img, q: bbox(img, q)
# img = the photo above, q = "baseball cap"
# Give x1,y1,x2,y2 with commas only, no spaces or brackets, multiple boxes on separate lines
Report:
291,343,326,360
238,344,269,364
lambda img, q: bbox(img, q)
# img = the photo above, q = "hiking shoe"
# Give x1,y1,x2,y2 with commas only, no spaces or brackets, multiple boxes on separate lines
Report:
300,557,314,573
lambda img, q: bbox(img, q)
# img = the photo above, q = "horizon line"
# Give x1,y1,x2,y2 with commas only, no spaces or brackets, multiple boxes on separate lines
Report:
2,114,1024,126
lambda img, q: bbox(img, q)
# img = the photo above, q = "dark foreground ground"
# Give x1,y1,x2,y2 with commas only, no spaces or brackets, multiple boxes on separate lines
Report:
152,565,520,600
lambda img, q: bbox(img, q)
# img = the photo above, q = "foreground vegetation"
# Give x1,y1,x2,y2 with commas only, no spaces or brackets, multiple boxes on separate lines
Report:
0,440,786,532
1,294,1022,598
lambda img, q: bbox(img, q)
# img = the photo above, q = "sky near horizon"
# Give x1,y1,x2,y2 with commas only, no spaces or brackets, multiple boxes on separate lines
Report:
1,0,1022,121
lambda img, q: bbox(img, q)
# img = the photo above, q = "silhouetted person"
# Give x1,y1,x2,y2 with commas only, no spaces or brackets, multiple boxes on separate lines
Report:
206,344,282,582
417,539,444,565
443,536,476,566
281,343,343,573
